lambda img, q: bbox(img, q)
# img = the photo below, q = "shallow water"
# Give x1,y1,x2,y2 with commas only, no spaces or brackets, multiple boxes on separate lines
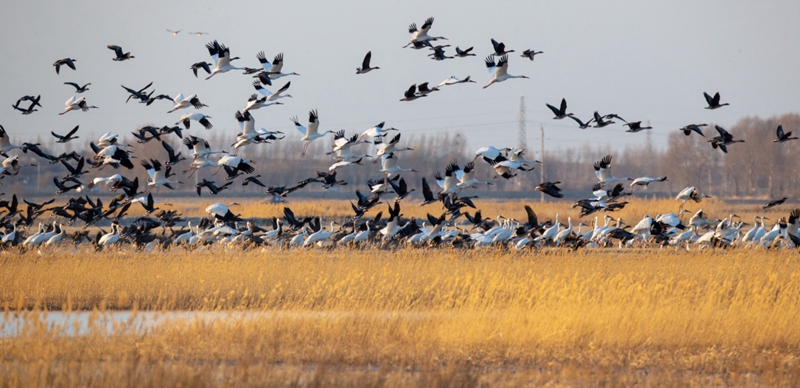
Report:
0,310,428,337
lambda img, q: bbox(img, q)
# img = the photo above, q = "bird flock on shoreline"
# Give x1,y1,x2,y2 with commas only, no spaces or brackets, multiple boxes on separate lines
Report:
1,17,798,252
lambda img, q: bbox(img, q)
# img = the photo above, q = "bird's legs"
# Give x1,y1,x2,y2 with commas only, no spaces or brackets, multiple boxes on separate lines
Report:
302,141,310,157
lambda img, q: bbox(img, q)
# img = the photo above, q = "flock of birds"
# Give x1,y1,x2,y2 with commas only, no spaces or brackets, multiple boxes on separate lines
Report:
1,17,799,252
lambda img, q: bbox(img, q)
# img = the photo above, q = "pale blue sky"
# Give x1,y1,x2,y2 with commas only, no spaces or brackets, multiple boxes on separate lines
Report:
1,0,798,157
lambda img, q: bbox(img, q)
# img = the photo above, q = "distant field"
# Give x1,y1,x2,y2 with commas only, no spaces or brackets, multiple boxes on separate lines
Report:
1,247,798,387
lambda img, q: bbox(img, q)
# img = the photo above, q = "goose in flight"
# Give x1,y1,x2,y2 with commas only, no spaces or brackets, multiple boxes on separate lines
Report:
763,197,787,209
400,84,425,101
623,121,652,133
774,125,798,143
708,125,744,153
51,125,80,143
53,58,77,74
679,123,707,137
356,51,379,74
190,61,212,78
703,91,729,110
490,38,515,56
483,55,528,89
545,98,572,120
107,45,135,61
428,45,453,61
454,46,476,57
64,82,90,93
520,49,543,61
567,115,593,129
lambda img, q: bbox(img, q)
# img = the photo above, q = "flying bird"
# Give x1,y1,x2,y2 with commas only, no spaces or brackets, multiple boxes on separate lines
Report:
520,49,543,61
774,125,798,143
545,98,572,120
356,51,379,74
51,126,80,143
53,58,77,74
703,91,729,110
107,45,135,61
64,82,90,93
483,55,528,89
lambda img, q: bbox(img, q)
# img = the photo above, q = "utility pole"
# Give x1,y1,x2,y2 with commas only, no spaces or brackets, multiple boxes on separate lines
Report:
517,96,527,151
540,124,545,202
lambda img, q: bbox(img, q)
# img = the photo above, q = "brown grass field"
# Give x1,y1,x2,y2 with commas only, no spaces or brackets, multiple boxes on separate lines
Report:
1,198,799,387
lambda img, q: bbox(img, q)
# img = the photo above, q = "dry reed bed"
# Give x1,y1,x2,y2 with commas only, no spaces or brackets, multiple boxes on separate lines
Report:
1,248,799,386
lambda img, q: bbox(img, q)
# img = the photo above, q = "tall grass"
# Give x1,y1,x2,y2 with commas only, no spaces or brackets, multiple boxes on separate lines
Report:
1,248,798,386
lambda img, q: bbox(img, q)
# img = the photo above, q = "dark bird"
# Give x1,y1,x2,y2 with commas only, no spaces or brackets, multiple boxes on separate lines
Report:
15,95,42,109
190,61,212,77
428,45,453,61
51,126,81,144
131,126,162,143
356,51,379,74
774,125,798,143
107,45,135,61
11,103,38,115
145,94,173,106
121,82,154,103
241,175,266,187
763,197,788,209
703,91,729,110
623,121,653,133
161,140,185,166
567,115,594,129
545,98,572,120
535,181,564,198
20,142,56,162
454,46,476,57
139,193,159,216
53,177,81,195
419,177,438,206
388,177,415,202
708,125,745,153
679,123,707,137
195,179,233,196
64,82,90,93
61,157,88,181
592,111,615,128
400,84,425,102
53,58,77,74
520,49,543,61
490,38,515,56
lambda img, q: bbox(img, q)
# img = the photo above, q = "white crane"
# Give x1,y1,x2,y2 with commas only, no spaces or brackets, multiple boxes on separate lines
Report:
252,80,292,102
630,176,667,192
167,93,207,113
98,223,121,247
482,55,528,89
402,17,447,48
359,122,399,141
676,186,711,210
291,109,333,157
374,133,412,161
593,155,631,185
255,52,300,80
437,75,476,87
176,112,213,130
142,159,181,192
380,152,416,177
304,221,337,247
205,40,244,80
59,96,98,115
0,126,21,156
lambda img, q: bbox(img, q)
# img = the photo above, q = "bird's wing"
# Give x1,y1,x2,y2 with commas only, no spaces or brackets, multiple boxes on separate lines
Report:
361,51,372,68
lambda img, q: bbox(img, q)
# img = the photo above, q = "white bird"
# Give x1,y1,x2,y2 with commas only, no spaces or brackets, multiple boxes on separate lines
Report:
359,122,399,142
167,93,207,113
98,223,121,247
291,109,333,157
242,93,283,113
437,75,476,87
403,17,447,48
553,217,574,245
45,224,66,246
142,159,181,192
534,214,560,242
328,158,362,172
472,146,510,163
252,80,292,102
482,55,528,89
176,112,213,130
182,135,226,158
255,52,300,80
0,126,21,156
59,96,98,115
304,221,337,247
205,40,244,80
374,133,412,160
2,222,19,245
630,176,667,192
593,155,631,185
206,202,240,222
676,186,711,210
380,152,416,177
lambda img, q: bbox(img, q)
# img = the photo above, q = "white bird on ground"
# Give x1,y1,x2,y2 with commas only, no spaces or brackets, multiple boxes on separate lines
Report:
291,109,333,157
205,40,244,80
534,214,561,242
98,223,121,247
482,55,528,89
304,221,337,247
